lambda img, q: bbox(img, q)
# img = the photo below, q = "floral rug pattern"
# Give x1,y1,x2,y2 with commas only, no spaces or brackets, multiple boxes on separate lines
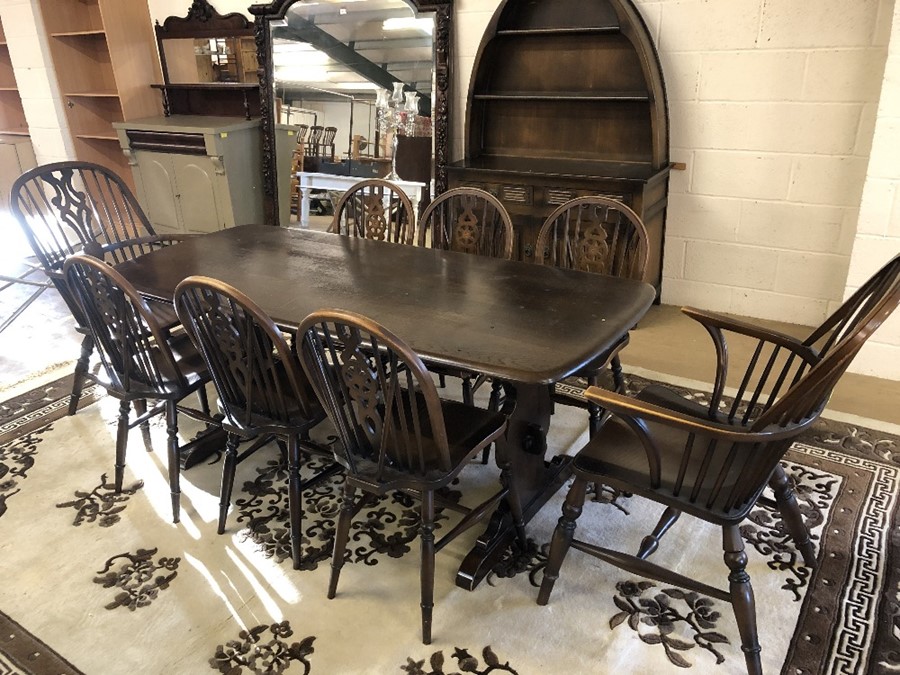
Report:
0,374,898,673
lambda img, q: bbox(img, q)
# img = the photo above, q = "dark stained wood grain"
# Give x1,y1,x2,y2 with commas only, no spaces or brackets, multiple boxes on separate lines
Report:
115,223,656,589
116,225,655,385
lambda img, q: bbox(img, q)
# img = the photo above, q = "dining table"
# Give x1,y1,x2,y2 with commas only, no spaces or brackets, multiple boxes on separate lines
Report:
114,224,656,589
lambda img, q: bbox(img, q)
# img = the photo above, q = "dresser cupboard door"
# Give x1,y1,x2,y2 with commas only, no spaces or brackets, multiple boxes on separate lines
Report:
172,155,223,234
137,152,181,234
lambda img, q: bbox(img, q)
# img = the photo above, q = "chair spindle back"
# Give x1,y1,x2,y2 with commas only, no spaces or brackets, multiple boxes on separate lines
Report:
298,309,451,483
331,179,415,244
417,187,514,259
62,255,184,397
174,277,319,431
536,196,649,280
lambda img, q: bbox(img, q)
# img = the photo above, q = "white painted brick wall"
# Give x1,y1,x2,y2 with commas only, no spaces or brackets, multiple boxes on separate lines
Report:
0,0,72,164
845,0,900,379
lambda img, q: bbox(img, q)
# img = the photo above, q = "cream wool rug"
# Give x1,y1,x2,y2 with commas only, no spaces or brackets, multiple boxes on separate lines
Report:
1,375,899,674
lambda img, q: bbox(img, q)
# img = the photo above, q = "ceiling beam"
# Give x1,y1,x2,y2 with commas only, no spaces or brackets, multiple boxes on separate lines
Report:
274,17,431,111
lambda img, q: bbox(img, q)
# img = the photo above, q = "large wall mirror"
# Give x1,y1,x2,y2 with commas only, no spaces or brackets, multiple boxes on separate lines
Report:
251,0,452,227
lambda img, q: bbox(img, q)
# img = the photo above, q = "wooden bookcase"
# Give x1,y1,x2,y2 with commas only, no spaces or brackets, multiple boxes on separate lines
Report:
37,0,162,185
447,0,671,295
0,18,29,137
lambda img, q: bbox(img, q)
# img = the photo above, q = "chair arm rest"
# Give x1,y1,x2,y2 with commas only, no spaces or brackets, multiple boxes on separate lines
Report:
681,307,811,354
583,386,803,443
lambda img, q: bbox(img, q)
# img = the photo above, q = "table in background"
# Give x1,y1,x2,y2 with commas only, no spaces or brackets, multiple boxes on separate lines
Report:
296,171,426,227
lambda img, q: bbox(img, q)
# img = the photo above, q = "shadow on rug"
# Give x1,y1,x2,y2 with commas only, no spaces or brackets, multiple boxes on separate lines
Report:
1,374,899,674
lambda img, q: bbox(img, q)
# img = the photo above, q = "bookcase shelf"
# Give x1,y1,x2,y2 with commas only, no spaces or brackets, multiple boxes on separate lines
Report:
37,0,162,187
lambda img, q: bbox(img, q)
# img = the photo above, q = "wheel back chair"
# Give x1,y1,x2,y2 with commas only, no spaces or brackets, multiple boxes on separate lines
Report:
417,187,515,446
537,254,900,675
329,179,415,244
535,195,649,437
62,254,214,524
174,277,339,569
297,309,528,644
10,161,189,415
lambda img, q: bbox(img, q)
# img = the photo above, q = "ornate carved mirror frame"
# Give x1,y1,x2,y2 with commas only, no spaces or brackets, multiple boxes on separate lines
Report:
250,0,453,226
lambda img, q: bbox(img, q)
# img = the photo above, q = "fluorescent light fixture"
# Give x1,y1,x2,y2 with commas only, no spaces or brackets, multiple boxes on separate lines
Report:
382,17,433,34
272,48,330,67
274,65,331,82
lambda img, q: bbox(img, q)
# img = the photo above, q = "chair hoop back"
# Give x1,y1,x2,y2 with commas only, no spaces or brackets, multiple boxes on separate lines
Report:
331,179,415,244
11,161,159,269
297,309,451,482
62,254,183,397
757,254,900,430
174,276,318,431
417,187,514,259
536,196,649,280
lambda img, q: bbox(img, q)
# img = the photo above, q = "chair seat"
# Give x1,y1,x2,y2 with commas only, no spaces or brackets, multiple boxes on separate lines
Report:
220,359,325,437
91,332,208,400
146,299,179,331
351,391,507,492
572,387,765,524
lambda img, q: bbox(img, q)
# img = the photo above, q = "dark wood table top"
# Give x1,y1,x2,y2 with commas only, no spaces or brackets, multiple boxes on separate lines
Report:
116,225,655,385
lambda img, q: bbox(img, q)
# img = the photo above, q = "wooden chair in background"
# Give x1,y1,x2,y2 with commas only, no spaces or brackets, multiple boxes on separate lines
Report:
537,254,900,675
417,186,514,259
297,309,527,644
331,179,415,244
417,187,515,455
535,195,649,436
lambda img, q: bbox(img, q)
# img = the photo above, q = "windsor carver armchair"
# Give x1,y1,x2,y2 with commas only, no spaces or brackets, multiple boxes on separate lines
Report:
536,255,900,675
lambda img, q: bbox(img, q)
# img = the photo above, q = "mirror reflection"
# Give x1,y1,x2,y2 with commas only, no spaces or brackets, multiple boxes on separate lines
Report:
271,0,435,226
162,37,259,84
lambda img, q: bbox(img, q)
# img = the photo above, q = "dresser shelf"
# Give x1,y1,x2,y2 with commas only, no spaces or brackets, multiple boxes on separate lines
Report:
447,0,670,295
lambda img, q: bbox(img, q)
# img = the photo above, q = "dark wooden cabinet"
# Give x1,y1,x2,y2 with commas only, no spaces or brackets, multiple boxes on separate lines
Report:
446,0,670,294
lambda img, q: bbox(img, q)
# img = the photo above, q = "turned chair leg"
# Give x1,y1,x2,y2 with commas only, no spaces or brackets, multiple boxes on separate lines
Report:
723,525,762,675
286,434,305,570
537,477,588,605
114,399,131,492
197,385,210,417
217,433,240,534
482,381,505,464
769,464,817,568
637,506,681,559
461,375,474,407
420,489,436,645
328,482,356,599
133,398,152,449
610,355,626,393
69,334,94,415
165,400,181,523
